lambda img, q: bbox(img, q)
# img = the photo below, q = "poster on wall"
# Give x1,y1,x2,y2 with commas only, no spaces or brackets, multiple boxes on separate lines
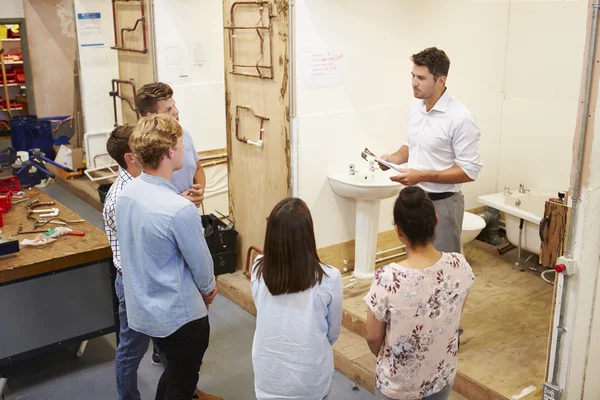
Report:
300,47,346,89
159,45,192,85
76,12,104,47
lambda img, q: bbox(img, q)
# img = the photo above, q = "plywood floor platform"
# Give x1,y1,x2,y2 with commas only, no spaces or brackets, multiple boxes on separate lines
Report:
217,239,553,400
340,239,553,400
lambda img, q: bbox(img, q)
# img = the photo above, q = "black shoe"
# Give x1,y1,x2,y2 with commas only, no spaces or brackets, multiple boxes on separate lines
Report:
151,351,162,366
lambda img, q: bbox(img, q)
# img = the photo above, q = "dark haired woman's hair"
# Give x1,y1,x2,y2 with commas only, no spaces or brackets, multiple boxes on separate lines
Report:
255,197,326,295
393,187,437,247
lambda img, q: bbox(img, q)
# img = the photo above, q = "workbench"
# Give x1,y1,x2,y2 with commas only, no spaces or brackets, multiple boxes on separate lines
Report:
0,188,116,391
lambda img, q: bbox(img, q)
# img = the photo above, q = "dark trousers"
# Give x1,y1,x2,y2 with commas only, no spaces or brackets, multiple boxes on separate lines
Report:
153,317,210,400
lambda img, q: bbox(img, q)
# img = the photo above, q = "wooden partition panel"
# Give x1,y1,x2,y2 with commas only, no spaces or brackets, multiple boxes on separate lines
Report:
222,0,290,269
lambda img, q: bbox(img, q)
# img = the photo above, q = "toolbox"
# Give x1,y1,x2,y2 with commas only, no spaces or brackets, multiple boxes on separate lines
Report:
201,213,238,275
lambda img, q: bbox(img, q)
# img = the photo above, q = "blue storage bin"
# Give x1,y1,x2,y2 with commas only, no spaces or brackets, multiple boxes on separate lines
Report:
26,120,54,158
9,114,37,152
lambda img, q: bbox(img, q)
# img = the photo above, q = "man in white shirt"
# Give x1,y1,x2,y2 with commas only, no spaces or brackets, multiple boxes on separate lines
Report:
381,47,483,254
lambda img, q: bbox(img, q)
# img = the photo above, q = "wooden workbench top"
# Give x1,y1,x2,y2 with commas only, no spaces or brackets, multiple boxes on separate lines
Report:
0,188,112,284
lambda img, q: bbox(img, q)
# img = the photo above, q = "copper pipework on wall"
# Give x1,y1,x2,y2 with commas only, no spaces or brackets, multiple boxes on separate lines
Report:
235,105,269,147
109,78,139,126
110,0,148,54
224,2,276,79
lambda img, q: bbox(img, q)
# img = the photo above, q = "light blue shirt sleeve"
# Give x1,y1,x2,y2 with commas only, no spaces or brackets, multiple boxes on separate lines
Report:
326,268,343,345
171,205,215,295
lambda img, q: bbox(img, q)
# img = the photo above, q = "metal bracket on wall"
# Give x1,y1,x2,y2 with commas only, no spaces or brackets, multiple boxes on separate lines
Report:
109,79,139,126
235,106,269,147
224,1,276,79
110,0,148,54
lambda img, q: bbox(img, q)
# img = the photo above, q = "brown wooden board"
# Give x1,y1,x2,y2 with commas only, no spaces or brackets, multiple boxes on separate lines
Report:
539,201,570,268
0,188,111,284
223,0,291,270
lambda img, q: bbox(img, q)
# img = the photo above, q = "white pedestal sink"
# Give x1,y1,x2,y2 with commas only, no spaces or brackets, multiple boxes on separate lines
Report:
328,168,402,280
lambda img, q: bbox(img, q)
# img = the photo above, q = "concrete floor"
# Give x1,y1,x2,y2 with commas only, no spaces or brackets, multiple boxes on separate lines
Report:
1,183,375,400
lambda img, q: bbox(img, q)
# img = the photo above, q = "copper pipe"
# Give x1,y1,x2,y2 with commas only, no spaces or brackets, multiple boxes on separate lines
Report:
110,79,138,126
111,0,148,54
235,106,269,146
227,1,276,80
51,116,73,133
244,246,263,279
200,159,228,168
120,17,146,52
198,153,227,161
224,26,270,30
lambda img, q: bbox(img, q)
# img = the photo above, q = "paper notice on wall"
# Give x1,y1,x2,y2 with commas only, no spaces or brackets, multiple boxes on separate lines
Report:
80,47,110,68
193,42,207,68
77,12,104,47
162,45,191,84
301,48,345,89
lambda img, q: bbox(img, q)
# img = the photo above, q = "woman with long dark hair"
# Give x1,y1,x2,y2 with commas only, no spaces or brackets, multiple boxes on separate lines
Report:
365,187,474,400
251,197,343,400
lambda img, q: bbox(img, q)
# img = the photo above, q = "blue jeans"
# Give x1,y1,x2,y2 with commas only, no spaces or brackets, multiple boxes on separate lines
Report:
115,273,167,400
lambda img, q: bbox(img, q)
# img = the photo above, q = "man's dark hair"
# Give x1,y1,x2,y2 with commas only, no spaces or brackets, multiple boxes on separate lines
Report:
135,82,174,116
255,197,327,295
393,187,437,247
106,125,134,169
411,47,450,80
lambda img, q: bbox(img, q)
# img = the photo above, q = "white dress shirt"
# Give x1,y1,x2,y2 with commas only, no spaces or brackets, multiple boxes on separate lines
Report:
405,89,482,193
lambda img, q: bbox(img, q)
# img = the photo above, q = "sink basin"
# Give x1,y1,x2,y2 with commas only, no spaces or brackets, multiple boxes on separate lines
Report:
328,169,402,280
327,170,402,200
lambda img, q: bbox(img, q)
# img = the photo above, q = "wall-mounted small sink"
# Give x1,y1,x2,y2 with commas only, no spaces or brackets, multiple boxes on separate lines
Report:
327,168,402,280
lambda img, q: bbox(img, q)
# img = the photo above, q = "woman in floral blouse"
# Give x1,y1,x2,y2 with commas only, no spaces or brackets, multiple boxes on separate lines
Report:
364,186,474,400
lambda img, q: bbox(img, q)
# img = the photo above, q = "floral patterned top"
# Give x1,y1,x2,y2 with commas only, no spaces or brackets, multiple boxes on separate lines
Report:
364,252,474,399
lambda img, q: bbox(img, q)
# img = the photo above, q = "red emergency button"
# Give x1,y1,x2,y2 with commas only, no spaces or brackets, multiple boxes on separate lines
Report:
555,264,566,273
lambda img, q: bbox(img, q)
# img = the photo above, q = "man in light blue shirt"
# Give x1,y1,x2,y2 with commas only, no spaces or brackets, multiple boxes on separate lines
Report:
136,82,206,207
136,82,209,369
116,114,217,400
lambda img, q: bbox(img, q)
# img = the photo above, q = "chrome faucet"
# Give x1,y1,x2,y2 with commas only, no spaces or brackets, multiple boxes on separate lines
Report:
504,185,512,195
368,160,377,172
349,164,356,175
519,183,529,194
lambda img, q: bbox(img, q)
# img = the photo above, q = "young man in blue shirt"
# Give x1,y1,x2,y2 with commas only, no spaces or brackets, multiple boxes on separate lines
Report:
116,115,217,400
104,124,220,400
136,82,206,367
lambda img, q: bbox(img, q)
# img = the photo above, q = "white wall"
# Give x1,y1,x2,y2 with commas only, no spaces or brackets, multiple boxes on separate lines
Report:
0,0,24,19
295,0,509,248
74,0,121,167
154,0,227,152
497,1,587,195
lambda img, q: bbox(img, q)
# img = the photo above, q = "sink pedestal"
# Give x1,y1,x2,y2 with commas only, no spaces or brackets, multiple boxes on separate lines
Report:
327,169,402,280
353,199,380,280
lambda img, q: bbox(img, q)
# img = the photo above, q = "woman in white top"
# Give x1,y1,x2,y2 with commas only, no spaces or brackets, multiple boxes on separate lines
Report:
365,187,474,400
251,197,343,400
